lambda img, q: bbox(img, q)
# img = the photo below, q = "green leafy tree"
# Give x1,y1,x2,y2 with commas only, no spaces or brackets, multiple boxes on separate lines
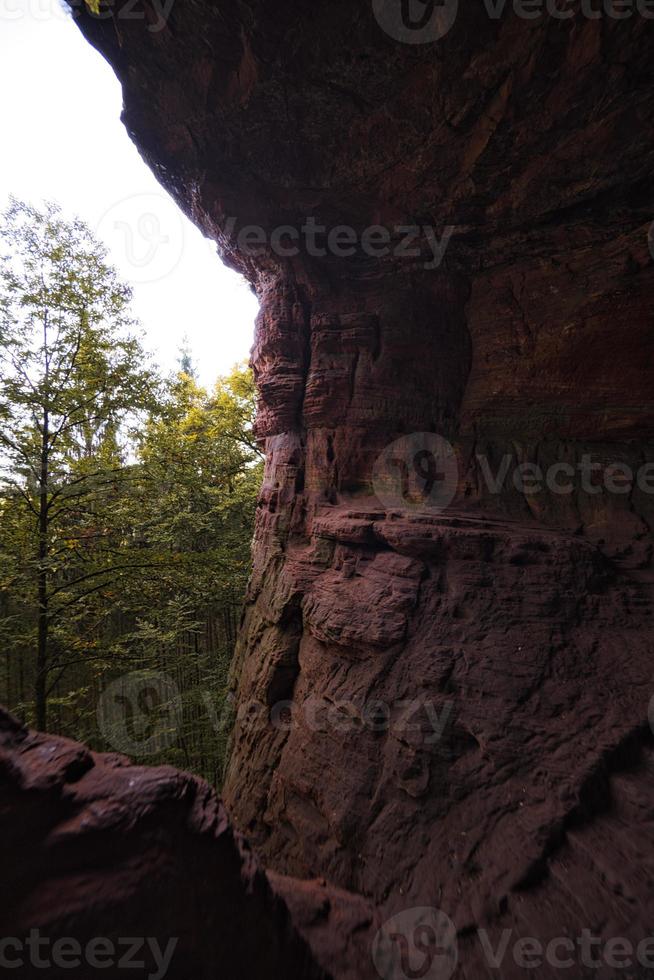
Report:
0,199,262,786
105,366,262,781
0,198,157,729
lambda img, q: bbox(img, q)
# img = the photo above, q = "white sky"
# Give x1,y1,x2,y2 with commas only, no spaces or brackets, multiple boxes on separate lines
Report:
0,0,258,386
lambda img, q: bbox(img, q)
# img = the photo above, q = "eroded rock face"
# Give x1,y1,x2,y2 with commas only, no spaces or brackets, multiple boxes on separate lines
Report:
0,708,376,979
67,3,654,976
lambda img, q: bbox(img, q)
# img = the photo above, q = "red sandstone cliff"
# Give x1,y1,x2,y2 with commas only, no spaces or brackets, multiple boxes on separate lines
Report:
4,2,654,977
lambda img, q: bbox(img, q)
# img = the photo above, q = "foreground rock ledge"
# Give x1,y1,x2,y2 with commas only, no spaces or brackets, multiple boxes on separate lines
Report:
57,2,654,977
0,709,375,980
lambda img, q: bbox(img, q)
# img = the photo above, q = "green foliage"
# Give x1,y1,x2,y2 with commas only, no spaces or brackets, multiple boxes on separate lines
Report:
0,197,160,730
0,199,260,786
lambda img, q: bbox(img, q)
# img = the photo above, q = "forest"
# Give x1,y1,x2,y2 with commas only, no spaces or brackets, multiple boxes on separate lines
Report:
0,198,262,786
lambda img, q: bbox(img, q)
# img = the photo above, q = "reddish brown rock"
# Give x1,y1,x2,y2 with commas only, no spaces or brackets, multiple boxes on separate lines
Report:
0,708,377,979
60,3,654,977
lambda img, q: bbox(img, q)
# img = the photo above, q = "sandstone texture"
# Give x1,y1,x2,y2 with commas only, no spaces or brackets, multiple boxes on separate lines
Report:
48,2,654,976
0,707,376,979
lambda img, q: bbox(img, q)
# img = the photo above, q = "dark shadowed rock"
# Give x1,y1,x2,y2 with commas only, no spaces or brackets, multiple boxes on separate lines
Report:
0,708,377,979
34,1,654,975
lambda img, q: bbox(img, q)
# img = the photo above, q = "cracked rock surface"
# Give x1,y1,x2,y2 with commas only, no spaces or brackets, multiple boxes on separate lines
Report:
0,708,375,979
28,2,654,975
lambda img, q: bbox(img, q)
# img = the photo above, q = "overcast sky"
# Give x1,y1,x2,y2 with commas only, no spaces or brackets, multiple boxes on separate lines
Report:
0,0,258,386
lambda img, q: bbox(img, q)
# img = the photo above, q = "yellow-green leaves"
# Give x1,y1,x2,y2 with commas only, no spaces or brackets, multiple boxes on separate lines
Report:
84,0,102,14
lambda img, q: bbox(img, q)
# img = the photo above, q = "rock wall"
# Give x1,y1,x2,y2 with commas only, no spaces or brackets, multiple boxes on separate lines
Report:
0,707,375,979
64,2,654,976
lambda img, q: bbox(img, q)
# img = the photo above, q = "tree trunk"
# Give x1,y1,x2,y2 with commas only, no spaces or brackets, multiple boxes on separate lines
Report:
35,442,49,729
35,321,50,732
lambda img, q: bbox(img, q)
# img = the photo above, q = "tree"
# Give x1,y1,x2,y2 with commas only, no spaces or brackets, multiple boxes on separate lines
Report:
0,198,158,729
0,199,263,785
177,334,197,379
106,366,262,782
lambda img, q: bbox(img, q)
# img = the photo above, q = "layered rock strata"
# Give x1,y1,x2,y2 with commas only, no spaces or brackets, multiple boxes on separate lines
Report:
53,2,654,975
